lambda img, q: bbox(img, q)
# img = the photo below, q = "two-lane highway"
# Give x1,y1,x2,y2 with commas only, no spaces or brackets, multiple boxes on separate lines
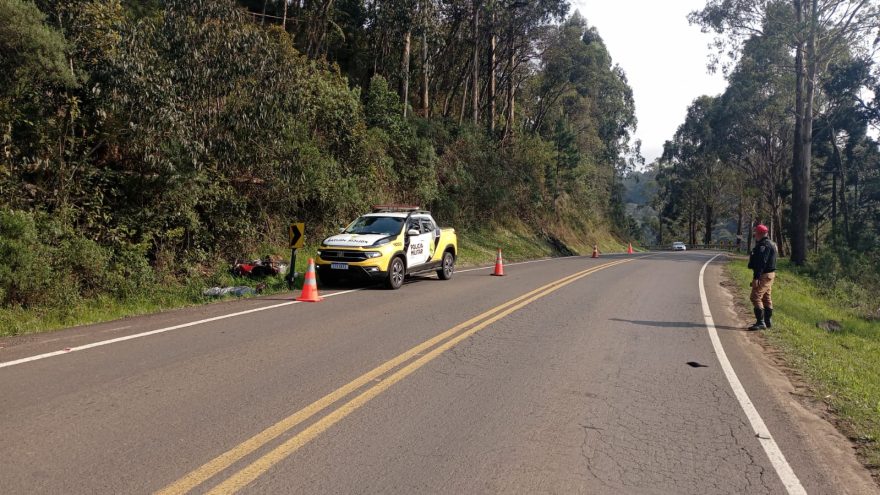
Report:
0,253,874,494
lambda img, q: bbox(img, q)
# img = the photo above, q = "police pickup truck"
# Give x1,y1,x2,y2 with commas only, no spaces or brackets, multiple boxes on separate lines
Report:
316,206,458,290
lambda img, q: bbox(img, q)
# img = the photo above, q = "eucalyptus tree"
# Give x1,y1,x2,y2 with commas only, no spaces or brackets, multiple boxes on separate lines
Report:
526,13,637,212
812,56,880,248
690,0,880,264
656,147,705,246
716,29,796,253
494,0,569,138
661,96,732,245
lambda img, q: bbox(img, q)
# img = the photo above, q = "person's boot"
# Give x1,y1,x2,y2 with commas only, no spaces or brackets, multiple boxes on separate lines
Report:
763,308,773,328
749,308,766,330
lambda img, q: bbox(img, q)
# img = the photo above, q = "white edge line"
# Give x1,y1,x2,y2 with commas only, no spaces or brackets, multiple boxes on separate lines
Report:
0,288,364,370
699,254,807,495
1,253,647,370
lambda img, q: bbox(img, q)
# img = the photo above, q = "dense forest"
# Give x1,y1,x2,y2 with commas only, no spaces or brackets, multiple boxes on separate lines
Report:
648,0,880,302
1,0,640,317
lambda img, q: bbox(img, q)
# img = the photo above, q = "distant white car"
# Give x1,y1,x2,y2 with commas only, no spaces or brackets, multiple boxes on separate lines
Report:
672,242,687,251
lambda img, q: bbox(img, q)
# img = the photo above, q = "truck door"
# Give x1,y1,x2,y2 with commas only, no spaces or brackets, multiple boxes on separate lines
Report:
405,217,431,269
421,217,441,261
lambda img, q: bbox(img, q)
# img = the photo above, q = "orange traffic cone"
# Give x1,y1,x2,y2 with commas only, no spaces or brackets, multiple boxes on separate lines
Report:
592,245,599,258
627,243,634,254
296,258,323,302
492,249,505,276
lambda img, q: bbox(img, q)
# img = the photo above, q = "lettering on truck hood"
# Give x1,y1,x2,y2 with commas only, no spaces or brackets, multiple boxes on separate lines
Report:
323,234,388,247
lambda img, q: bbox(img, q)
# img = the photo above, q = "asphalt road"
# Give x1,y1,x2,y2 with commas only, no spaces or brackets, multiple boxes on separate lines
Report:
0,252,875,494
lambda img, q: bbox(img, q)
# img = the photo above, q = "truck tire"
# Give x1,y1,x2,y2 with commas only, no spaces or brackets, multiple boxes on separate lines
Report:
437,251,455,280
385,256,405,290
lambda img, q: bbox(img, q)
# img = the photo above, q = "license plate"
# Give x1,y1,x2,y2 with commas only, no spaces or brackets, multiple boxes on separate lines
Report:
331,263,349,270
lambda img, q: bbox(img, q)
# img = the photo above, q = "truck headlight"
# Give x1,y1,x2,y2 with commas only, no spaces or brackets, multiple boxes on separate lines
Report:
364,251,382,258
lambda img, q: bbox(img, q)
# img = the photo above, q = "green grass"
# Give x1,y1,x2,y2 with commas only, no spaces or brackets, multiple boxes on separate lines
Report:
457,226,555,265
0,222,626,338
456,218,629,265
728,259,880,471
0,246,319,338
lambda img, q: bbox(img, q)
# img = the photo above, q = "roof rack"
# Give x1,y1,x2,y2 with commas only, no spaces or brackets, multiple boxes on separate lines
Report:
371,204,423,213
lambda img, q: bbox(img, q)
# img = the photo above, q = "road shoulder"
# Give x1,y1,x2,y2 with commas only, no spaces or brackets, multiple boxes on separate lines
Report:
707,255,879,493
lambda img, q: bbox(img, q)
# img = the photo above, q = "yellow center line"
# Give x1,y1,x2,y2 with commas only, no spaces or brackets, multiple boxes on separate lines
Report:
157,258,632,495
203,259,631,494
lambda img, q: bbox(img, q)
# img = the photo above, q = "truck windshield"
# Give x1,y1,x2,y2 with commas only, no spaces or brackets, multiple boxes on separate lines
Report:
345,216,404,236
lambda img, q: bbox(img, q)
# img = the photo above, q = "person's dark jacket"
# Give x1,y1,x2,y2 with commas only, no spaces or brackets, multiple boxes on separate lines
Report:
748,237,777,280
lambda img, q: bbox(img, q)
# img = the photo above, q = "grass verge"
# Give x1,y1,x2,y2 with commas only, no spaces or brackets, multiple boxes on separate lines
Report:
1,222,625,338
727,259,880,473
0,247,316,338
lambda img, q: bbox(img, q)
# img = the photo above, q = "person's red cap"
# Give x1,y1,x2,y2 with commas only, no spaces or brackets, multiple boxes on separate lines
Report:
754,224,769,234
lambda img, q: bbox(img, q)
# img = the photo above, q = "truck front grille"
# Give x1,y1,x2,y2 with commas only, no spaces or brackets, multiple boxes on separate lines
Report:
320,251,370,262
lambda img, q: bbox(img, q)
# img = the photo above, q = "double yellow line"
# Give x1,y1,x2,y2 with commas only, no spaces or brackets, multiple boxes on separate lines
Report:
157,258,633,495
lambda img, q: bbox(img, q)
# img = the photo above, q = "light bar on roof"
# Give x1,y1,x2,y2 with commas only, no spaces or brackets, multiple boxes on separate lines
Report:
371,204,422,213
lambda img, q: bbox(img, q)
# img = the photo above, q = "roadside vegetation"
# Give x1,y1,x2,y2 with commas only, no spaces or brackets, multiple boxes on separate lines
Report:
1,0,641,336
728,260,880,472
0,219,627,337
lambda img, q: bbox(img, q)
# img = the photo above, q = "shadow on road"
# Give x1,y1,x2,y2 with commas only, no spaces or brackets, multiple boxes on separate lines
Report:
609,318,745,332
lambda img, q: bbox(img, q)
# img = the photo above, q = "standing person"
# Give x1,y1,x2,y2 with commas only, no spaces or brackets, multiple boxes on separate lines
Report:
747,224,777,330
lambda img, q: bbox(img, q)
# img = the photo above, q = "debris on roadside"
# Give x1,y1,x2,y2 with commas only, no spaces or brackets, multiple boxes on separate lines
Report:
231,256,288,278
817,320,843,333
203,283,266,298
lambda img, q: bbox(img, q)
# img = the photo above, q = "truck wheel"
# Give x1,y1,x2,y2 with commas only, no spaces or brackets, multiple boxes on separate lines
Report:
437,251,455,280
385,257,405,290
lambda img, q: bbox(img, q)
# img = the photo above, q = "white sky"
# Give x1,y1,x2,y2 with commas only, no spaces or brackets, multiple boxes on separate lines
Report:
571,0,728,164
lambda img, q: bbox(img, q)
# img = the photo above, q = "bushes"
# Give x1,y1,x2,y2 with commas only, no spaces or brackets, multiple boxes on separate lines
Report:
0,210,56,307
364,75,439,206
0,210,156,310
798,247,880,317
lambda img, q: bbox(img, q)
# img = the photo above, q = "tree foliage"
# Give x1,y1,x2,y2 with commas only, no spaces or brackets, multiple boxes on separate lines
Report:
690,0,880,264
655,0,879,300
0,0,639,313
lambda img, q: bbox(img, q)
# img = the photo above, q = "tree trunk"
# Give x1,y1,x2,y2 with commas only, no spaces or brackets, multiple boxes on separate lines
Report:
444,64,468,118
401,29,412,118
830,129,851,242
472,1,480,126
831,159,838,238
554,143,561,206
773,206,786,257
841,152,851,243
503,40,515,141
704,204,713,245
736,192,743,251
282,0,288,30
459,73,470,125
421,30,429,117
790,0,815,265
306,0,336,57
487,7,496,132
658,213,663,246
747,213,754,253
261,0,268,25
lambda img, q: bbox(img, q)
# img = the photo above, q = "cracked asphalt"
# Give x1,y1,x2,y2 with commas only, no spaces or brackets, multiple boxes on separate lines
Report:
0,252,873,494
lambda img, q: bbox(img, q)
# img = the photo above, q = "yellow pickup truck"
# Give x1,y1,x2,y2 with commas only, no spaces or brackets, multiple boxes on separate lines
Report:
316,206,458,290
